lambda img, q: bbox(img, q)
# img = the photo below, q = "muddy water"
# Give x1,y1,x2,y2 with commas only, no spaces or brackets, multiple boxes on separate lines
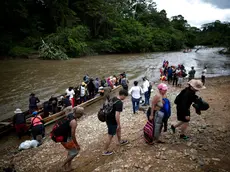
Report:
0,48,229,121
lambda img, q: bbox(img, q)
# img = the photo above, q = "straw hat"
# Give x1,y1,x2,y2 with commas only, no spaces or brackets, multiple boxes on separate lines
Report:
188,79,206,90
14,108,22,114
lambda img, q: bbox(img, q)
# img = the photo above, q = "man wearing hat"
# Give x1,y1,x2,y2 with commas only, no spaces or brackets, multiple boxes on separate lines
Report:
171,79,206,140
80,82,87,103
13,108,27,139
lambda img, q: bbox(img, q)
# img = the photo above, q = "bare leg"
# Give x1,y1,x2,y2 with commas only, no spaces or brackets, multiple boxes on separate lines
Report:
180,122,189,135
174,121,184,128
116,128,121,144
62,154,76,171
104,135,113,152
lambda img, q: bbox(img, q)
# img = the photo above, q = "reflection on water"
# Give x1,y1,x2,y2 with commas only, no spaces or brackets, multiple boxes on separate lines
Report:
0,48,229,121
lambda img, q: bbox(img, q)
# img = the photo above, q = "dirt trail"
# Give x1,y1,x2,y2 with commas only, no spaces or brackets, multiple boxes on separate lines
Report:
1,76,230,172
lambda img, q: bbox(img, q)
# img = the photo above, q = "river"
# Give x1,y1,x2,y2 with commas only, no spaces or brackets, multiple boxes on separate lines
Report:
0,48,229,121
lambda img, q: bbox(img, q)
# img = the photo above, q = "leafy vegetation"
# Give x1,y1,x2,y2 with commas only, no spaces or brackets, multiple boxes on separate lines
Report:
0,0,229,59
39,40,69,60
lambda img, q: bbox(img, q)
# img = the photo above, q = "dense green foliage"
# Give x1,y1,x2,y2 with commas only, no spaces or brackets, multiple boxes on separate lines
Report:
39,40,69,60
198,21,230,47
0,0,229,59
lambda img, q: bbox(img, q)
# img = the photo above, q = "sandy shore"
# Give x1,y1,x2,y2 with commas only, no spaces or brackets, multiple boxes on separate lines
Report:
1,76,230,172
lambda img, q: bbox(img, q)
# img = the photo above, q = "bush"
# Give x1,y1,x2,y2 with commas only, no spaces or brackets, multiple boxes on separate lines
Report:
38,39,69,60
9,46,36,57
45,25,91,57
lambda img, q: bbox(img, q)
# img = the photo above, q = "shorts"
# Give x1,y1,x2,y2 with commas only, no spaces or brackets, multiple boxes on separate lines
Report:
61,139,79,157
176,107,190,122
107,124,117,136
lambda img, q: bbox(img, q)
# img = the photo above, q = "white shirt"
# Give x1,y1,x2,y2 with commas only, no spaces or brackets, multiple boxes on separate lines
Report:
143,80,150,93
129,86,143,99
80,86,85,97
202,69,207,77
66,89,75,99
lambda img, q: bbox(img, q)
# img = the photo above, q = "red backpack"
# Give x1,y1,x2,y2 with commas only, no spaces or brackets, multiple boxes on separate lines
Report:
143,120,154,145
50,113,74,142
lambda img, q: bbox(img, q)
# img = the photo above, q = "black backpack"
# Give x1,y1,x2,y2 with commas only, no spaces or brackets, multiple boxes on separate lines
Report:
98,98,120,122
50,113,74,142
174,89,186,105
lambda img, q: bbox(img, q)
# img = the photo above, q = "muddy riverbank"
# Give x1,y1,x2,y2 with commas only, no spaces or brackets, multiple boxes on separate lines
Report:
1,76,230,172
0,48,230,121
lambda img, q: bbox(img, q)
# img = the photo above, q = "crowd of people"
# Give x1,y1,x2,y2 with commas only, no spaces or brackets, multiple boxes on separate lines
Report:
160,60,207,88
12,73,129,140
11,67,210,171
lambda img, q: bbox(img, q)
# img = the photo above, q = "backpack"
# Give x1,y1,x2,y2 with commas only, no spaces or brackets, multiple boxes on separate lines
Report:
97,98,120,122
160,98,171,118
174,89,186,105
143,120,154,144
50,113,74,142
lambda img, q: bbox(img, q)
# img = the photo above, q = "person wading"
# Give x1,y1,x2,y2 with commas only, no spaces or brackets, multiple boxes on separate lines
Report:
171,79,206,140
188,66,196,81
142,77,150,106
201,66,207,85
128,81,143,114
29,93,40,113
103,89,129,156
149,83,168,143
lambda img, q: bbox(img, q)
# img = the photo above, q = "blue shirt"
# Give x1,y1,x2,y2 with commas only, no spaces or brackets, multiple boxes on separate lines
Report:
168,68,173,76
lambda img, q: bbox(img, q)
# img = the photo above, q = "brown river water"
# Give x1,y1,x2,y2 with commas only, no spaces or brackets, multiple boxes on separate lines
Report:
0,48,230,121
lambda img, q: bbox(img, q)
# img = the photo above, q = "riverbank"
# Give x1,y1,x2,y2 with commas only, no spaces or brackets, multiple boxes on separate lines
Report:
1,76,230,172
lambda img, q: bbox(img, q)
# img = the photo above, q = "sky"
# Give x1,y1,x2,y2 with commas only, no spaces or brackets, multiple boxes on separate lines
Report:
154,0,230,28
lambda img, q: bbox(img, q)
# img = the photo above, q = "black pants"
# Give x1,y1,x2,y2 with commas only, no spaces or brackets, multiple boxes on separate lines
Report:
201,75,205,85
173,76,178,86
162,116,169,132
31,124,45,139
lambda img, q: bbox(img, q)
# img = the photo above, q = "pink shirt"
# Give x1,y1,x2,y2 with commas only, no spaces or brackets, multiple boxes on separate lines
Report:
31,115,43,126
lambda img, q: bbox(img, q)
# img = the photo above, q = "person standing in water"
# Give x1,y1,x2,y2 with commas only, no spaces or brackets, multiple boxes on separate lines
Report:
171,79,205,140
201,66,207,85
29,93,40,113
188,67,196,81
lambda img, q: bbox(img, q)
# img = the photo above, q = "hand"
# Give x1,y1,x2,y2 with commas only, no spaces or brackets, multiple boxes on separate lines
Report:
149,114,154,120
185,116,190,121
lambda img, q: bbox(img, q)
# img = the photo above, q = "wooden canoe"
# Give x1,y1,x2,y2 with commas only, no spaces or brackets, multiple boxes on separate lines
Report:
0,85,122,137
42,85,122,126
